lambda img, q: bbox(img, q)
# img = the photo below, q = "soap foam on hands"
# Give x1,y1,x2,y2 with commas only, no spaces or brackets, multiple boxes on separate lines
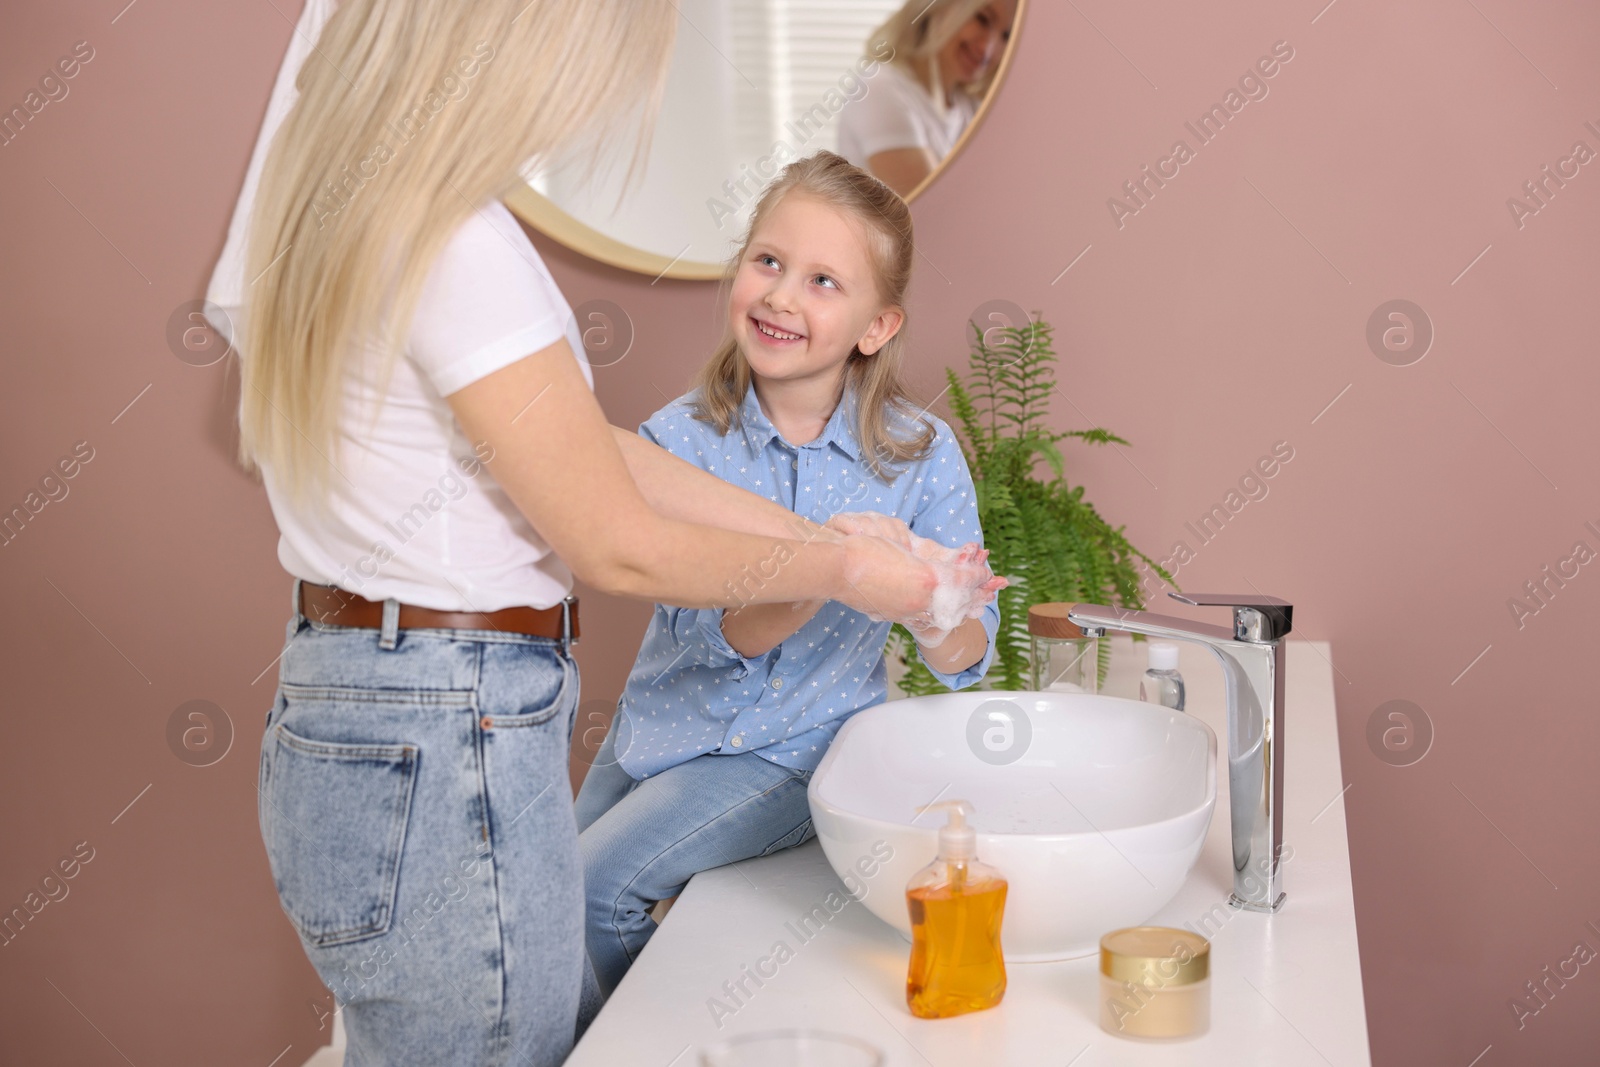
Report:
827,512,1006,628
910,535,1008,632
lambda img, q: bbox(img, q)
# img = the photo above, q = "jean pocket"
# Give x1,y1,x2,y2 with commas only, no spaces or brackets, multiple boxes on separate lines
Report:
262,723,419,948
481,651,574,729
759,817,815,857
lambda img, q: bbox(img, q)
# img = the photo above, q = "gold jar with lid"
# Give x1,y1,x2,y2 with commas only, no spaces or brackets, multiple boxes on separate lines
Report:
1098,926,1210,1039
1027,603,1100,694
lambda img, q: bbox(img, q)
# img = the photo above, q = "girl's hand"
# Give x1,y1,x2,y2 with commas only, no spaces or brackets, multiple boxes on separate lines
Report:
906,559,1009,647
825,511,914,549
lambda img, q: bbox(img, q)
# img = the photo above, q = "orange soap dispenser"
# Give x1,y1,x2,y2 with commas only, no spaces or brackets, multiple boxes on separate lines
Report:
906,800,1008,1019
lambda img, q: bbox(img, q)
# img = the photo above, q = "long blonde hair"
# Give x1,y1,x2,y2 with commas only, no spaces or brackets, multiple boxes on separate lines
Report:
690,151,933,480
239,0,676,509
870,0,1008,100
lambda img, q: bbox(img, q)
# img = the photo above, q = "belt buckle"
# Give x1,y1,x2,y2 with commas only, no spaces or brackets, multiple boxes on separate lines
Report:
560,596,578,647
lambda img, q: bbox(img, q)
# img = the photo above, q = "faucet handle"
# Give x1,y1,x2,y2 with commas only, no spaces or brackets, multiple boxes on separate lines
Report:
1168,592,1293,642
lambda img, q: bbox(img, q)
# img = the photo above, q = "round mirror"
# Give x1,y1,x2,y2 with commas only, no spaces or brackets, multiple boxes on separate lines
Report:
507,0,1025,280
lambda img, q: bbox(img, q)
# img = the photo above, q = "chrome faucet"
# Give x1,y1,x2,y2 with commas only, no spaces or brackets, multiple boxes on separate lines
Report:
1068,593,1292,913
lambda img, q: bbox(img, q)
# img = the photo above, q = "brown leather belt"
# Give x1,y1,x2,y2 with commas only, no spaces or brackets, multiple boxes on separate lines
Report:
298,582,579,643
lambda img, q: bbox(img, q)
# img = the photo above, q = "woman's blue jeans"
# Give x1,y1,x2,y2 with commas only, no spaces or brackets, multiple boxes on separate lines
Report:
257,580,585,1067
574,717,816,997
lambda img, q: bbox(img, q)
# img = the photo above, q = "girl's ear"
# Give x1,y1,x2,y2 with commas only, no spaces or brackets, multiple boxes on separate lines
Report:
857,306,905,356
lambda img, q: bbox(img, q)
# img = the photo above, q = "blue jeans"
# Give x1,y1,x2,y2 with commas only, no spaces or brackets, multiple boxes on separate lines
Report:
574,717,816,996
258,580,585,1067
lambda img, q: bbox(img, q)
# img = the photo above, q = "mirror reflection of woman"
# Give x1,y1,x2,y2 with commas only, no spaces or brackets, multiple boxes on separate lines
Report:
836,0,1018,197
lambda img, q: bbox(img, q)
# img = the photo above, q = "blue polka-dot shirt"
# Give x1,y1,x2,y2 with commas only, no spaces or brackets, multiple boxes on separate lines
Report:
611,384,999,780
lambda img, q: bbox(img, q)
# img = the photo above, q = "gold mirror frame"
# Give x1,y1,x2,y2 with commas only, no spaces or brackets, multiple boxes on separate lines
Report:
505,0,1029,281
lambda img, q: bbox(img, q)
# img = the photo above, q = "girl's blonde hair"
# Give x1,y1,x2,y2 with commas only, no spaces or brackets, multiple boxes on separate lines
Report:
870,0,1011,101
239,0,676,510
690,151,933,479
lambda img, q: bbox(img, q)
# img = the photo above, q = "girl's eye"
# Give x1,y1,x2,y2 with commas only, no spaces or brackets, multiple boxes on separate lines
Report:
757,254,779,269
813,274,838,290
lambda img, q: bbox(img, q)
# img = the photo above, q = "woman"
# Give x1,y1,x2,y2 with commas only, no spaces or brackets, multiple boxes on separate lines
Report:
836,0,1018,197
224,2,996,1064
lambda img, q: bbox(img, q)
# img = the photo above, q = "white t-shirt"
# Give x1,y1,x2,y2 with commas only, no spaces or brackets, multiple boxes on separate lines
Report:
835,62,977,171
259,202,590,613
207,0,589,612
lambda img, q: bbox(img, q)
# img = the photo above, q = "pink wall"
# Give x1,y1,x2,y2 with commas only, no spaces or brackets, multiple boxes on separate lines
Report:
2,1,1596,1063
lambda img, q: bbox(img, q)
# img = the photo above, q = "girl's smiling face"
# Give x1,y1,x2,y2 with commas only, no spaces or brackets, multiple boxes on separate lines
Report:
729,192,903,391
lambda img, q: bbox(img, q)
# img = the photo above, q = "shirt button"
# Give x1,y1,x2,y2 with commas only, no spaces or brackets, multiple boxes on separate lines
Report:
730,736,744,748
480,716,492,730
771,678,783,690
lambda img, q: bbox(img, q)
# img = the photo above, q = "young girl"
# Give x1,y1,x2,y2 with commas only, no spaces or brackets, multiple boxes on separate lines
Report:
574,151,1002,998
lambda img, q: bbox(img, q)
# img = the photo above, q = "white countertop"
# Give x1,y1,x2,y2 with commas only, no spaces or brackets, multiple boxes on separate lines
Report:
569,639,1370,1067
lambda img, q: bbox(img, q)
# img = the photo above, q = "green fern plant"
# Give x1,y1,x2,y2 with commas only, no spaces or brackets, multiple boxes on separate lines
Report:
891,316,1173,693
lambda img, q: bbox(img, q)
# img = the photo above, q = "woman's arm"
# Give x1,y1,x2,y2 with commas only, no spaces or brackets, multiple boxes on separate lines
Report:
615,427,829,656
721,582,993,664
866,147,937,198
615,431,977,658
717,511,921,658
611,427,824,541
447,340,951,617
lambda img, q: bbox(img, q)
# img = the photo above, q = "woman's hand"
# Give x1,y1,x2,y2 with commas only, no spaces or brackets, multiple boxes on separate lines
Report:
825,511,914,549
834,533,935,622
834,534,1001,626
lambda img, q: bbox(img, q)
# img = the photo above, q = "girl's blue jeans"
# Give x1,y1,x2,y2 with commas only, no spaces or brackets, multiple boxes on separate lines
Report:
573,716,817,996
257,580,586,1067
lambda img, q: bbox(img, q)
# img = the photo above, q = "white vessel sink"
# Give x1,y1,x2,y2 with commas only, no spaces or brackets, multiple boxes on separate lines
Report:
807,690,1217,961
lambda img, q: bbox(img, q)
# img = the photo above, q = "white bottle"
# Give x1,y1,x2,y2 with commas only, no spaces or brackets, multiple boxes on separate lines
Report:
1140,642,1185,711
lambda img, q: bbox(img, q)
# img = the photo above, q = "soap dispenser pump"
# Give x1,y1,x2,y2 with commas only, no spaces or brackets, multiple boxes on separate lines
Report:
905,800,1008,1019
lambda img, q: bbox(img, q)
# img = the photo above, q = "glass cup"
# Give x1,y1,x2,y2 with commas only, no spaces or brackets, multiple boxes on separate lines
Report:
1028,603,1101,693
700,1029,885,1067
